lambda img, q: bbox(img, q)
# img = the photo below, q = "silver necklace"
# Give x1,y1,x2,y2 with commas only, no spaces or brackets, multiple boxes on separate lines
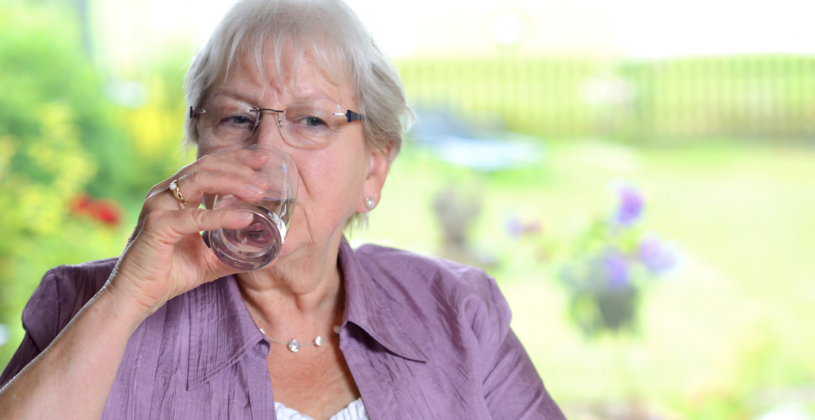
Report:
259,325,341,353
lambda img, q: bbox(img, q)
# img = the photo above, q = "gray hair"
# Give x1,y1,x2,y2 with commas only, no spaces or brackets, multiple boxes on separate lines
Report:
183,0,414,161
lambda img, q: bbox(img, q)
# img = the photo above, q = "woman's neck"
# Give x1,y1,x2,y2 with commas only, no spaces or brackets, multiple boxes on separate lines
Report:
234,234,345,342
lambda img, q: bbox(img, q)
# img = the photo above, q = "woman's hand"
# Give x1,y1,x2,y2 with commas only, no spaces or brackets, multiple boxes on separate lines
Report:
106,148,273,318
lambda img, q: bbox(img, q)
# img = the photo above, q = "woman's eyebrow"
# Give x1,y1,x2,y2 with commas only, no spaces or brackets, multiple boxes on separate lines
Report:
287,92,339,104
209,89,341,107
208,88,261,104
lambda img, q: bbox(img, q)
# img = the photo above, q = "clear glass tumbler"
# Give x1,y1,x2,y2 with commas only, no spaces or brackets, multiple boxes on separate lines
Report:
207,144,299,271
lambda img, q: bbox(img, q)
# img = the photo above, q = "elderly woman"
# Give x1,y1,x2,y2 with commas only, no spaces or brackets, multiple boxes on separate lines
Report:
0,0,564,419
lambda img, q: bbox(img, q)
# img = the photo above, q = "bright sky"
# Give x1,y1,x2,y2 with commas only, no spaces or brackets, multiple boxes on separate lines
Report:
609,0,815,58
94,0,815,72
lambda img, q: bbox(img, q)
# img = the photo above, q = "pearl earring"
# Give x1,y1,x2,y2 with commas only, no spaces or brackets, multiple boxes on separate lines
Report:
364,197,376,210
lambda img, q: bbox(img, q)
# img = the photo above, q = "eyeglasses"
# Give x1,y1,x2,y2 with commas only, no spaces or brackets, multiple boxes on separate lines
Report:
190,97,366,150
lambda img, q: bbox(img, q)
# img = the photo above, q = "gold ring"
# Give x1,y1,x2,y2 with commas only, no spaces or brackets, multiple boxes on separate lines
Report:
169,180,188,206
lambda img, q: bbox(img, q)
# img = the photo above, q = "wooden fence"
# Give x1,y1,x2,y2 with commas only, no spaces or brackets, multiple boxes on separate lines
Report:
395,56,815,140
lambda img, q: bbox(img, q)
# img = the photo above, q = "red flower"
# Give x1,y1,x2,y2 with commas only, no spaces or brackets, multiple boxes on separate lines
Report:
70,193,122,227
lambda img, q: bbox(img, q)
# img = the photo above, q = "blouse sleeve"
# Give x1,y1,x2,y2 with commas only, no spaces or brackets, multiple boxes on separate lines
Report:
476,273,566,420
0,267,63,388
0,260,113,389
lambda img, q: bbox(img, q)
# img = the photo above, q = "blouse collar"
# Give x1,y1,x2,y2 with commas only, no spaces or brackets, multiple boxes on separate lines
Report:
186,237,428,390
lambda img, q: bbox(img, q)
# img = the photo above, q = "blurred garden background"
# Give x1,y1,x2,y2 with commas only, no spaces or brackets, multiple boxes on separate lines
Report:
1,0,814,419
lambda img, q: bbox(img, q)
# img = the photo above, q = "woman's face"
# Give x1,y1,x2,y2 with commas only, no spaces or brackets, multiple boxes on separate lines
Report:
197,47,387,262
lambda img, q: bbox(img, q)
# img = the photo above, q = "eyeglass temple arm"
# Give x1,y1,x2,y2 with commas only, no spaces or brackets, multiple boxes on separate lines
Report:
190,107,205,119
333,110,367,123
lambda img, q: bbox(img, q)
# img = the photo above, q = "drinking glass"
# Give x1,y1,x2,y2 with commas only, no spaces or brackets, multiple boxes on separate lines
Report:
207,144,299,271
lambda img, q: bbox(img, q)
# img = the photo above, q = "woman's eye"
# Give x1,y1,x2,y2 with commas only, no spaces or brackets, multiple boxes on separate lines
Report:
300,117,324,127
225,115,252,125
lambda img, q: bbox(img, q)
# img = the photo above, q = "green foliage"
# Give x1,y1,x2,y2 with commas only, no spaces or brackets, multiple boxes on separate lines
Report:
111,58,196,203
0,3,195,369
0,4,112,188
0,3,132,367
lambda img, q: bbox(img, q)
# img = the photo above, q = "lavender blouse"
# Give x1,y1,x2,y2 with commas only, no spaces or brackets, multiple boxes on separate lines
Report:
1,238,565,419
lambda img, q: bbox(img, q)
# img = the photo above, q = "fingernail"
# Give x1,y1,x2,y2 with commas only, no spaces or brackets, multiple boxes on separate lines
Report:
254,174,271,186
247,183,266,194
252,149,270,157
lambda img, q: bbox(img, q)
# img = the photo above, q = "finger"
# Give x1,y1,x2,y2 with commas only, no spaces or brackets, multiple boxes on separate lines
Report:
147,150,270,199
206,148,272,169
145,208,253,243
183,150,271,181
175,170,269,205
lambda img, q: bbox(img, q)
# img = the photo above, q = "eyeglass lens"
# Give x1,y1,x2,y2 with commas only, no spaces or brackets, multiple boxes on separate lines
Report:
197,98,346,149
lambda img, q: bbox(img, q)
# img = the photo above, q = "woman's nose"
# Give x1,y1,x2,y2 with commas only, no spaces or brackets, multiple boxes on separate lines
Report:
253,117,288,149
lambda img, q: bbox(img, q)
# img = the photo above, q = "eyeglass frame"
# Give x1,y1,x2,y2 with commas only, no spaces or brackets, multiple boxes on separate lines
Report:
189,105,367,146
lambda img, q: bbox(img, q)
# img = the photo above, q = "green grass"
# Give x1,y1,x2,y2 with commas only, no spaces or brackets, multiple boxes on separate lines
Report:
350,139,815,419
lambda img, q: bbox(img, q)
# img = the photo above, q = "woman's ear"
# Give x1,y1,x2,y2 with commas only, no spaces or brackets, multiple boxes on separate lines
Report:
356,147,393,213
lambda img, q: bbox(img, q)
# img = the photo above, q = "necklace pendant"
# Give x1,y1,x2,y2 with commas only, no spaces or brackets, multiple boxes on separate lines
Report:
314,336,323,346
287,339,300,353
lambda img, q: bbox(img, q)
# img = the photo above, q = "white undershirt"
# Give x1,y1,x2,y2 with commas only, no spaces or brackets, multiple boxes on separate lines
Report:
274,398,369,420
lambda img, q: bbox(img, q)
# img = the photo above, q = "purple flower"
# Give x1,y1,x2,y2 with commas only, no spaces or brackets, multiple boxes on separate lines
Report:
602,250,630,290
614,183,645,226
639,236,678,275
505,216,522,238
505,216,542,238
